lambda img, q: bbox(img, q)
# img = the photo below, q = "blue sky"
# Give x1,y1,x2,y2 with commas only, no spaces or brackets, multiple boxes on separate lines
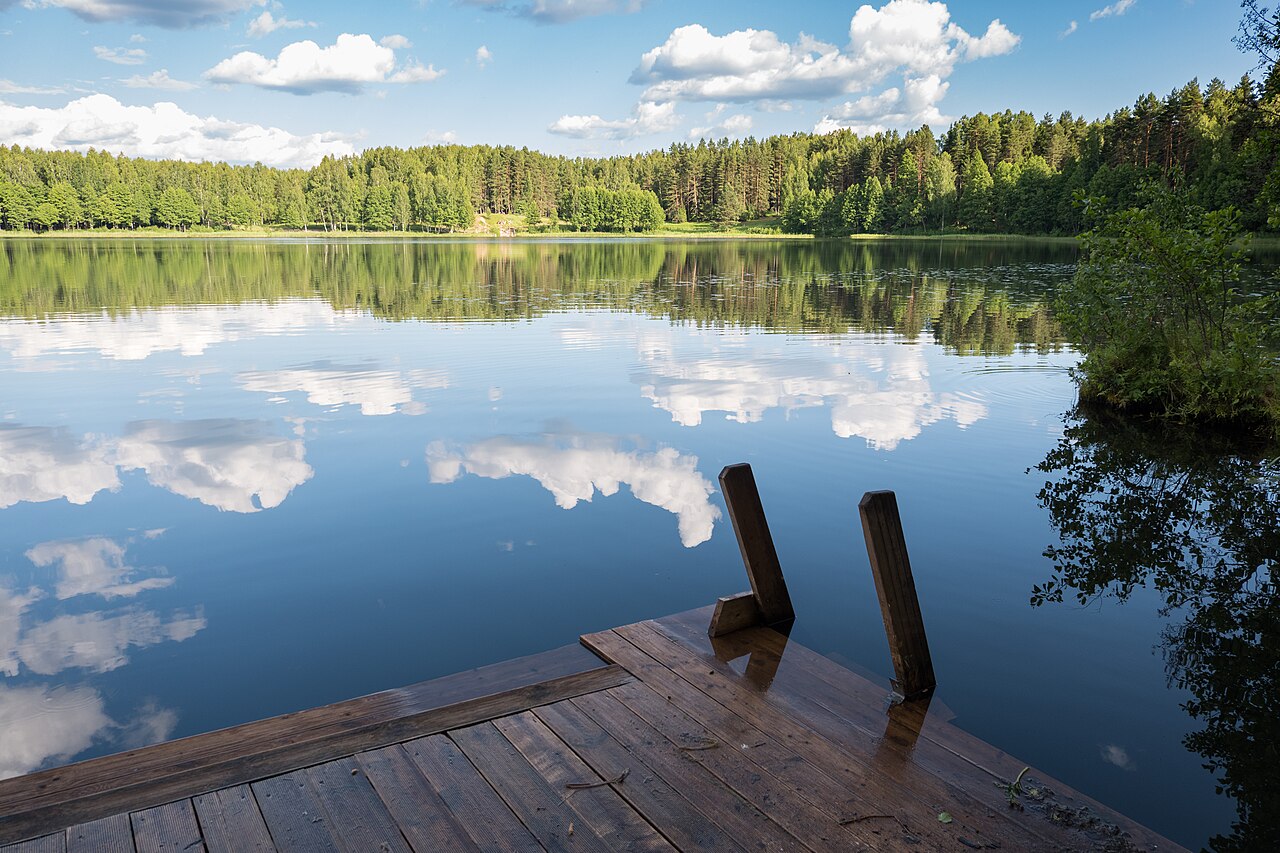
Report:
0,0,1254,167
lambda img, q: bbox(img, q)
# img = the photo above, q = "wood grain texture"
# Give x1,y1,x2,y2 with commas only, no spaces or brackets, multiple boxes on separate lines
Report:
355,746,480,852
65,814,132,853
130,800,204,853
707,591,760,638
192,785,273,853
858,490,935,700
0,663,627,846
718,464,794,625
251,770,342,853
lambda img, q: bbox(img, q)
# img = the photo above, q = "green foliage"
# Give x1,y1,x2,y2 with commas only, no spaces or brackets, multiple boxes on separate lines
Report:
155,186,199,230
1057,184,1279,429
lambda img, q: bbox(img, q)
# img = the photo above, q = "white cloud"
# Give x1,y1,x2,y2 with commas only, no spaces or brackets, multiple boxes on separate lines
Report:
1090,0,1136,22
93,45,147,65
689,104,752,139
120,69,198,91
461,0,647,25
816,73,950,135
1060,20,1079,39
1101,743,1137,771
476,44,492,68
246,9,314,38
204,33,443,95
380,34,412,49
423,129,458,144
0,685,111,779
113,419,314,513
637,341,987,451
631,3,1018,104
239,363,448,416
129,33,146,42
0,95,353,168
17,607,205,675
427,431,721,547
35,0,262,28
548,99,678,140
0,426,119,509
0,301,340,361
26,537,173,601
0,79,67,95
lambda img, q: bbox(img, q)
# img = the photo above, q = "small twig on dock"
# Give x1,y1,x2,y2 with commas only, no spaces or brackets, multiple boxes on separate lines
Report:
678,738,720,751
838,814,907,829
565,769,629,790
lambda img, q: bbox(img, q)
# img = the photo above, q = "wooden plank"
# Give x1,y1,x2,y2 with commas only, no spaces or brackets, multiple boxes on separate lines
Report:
492,712,673,853
129,800,204,853
607,680,876,851
305,757,411,853
450,722,612,852
718,464,794,625
65,814,132,853
0,664,630,845
604,617,1034,850
858,490,935,700
706,592,760,638
355,746,480,852
251,770,342,853
654,612,1186,853
192,786,273,853
589,625,988,851
571,691,810,852
533,702,745,853
0,835,63,853
402,734,541,853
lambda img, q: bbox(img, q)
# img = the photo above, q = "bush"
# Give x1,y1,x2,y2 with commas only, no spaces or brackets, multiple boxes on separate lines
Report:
1057,184,1279,431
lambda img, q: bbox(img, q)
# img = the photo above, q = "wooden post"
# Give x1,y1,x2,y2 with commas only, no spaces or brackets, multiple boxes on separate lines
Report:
708,591,761,638
718,464,795,628
858,490,935,701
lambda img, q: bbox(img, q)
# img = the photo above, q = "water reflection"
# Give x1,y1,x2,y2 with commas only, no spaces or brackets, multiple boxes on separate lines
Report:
0,426,119,508
240,362,447,416
638,342,987,450
1034,415,1279,852
26,537,173,601
0,301,338,361
118,419,312,513
427,430,721,547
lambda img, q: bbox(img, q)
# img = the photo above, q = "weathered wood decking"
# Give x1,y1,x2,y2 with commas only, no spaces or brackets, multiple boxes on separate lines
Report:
0,606,1185,853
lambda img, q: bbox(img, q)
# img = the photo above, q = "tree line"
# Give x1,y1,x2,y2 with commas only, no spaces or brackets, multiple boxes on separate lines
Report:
0,71,1274,236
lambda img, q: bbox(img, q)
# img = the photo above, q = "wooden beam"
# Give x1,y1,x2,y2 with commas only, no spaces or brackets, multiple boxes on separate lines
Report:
707,591,760,638
858,490,935,701
718,464,794,627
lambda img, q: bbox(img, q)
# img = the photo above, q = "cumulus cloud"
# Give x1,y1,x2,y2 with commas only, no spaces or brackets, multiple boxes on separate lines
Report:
0,684,179,779
0,301,340,361
239,363,449,416
815,73,949,135
548,99,678,140
204,33,443,94
120,69,198,91
1090,0,1136,22
689,104,753,139
0,95,353,168
17,607,205,675
461,0,647,25
113,419,314,513
613,1,1017,137
93,45,147,65
475,44,492,68
380,34,412,49
35,0,262,28
246,9,314,38
0,426,119,509
637,342,986,451
26,537,173,601
427,431,721,547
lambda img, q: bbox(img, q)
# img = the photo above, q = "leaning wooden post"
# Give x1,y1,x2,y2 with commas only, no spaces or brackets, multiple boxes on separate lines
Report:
859,490,936,701
714,464,795,632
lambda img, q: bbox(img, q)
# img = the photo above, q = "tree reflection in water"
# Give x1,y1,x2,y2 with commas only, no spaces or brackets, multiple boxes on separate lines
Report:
1033,413,1278,853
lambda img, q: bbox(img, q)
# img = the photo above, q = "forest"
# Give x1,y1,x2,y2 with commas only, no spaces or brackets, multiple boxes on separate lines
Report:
0,71,1274,237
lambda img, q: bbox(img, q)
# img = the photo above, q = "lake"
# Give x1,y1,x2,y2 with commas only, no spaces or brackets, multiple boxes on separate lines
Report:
0,237,1274,851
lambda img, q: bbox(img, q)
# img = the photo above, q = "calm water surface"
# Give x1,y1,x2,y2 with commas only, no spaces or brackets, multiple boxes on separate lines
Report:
0,238,1274,850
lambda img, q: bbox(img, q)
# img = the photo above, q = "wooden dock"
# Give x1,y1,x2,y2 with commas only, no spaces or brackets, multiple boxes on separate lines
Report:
0,606,1184,852
0,469,1189,852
